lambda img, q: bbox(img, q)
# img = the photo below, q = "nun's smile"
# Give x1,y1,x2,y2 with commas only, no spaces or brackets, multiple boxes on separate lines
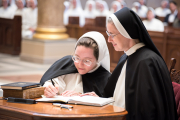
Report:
107,23,131,52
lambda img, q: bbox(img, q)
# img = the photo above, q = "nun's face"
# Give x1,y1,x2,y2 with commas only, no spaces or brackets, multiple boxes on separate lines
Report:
147,11,154,21
74,46,97,75
107,23,131,52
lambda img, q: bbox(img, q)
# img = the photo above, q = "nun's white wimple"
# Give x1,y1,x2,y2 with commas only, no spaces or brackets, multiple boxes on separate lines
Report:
110,14,132,39
75,31,110,72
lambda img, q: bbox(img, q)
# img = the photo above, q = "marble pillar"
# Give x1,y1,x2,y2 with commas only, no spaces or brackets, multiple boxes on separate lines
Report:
20,0,76,64
33,0,69,40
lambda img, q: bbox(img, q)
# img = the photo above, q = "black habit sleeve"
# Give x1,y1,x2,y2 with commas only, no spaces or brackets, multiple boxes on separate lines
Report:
104,47,178,120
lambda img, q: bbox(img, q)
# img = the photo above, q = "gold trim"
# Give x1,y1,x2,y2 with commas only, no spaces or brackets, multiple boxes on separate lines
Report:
33,33,69,40
35,27,67,33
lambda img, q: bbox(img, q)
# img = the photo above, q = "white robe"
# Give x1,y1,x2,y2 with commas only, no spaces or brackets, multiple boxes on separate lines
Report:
155,7,171,17
132,5,147,18
22,7,38,38
143,18,164,32
112,43,145,109
0,7,15,19
43,63,100,95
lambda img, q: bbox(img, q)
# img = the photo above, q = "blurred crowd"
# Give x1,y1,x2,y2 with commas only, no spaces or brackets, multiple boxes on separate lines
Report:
0,0,180,39
0,0,37,38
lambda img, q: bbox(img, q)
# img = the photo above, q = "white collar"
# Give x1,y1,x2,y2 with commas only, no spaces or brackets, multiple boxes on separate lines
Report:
125,43,145,56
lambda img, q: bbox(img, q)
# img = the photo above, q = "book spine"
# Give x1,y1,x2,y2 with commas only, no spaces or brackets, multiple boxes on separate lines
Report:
3,87,44,99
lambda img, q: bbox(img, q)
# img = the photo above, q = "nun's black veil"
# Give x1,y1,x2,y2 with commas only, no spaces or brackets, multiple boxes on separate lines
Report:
114,7,162,58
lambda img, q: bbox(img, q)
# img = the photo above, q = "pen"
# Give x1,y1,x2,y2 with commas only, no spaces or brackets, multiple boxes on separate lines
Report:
51,79,58,95
51,79,55,87
53,103,73,110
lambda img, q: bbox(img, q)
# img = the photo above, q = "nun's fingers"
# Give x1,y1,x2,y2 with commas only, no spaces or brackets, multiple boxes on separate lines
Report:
44,88,55,98
79,92,99,97
61,90,71,96
44,85,57,97
49,84,59,94
62,91,79,97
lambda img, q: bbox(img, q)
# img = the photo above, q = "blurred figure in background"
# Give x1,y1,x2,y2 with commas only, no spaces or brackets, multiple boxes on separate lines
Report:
15,0,25,15
164,1,178,25
0,0,15,19
63,0,70,25
138,0,148,18
155,0,171,17
143,7,164,32
132,2,145,18
68,0,85,27
22,0,37,38
110,1,121,14
116,0,126,8
84,0,96,19
97,0,110,18
9,0,17,11
94,0,102,17
173,8,180,28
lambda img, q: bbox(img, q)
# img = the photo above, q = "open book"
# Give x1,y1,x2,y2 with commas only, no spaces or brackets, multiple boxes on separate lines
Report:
36,96,114,107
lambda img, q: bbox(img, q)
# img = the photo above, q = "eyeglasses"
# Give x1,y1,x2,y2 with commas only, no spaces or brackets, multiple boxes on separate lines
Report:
72,56,92,66
106,31,120,39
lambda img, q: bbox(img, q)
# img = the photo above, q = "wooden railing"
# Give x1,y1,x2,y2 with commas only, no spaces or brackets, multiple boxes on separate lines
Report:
0,16,22,55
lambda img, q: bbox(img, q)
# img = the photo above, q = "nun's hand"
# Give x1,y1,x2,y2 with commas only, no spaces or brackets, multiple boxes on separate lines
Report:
44,84,59,98
79,91,99,97
61,90,81,97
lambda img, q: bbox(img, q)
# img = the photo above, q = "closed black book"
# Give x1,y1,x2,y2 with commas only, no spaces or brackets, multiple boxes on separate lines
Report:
0,82,40,90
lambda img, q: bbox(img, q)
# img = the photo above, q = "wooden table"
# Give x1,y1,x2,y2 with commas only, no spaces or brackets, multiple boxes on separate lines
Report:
0,98,127,120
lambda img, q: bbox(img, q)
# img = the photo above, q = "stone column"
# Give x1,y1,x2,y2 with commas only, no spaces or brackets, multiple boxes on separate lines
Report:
33,0,68,40
20,0,77,64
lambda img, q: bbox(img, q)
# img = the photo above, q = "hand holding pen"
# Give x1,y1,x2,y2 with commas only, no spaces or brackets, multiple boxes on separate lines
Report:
44,79,59,98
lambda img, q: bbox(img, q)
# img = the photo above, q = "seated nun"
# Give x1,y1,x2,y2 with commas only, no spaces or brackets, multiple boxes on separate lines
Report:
68,0,85,27
132,2,146,18
94,0,102,16
0,0,15,19
155,0,171,17
143,7,164,32
22,0,38,38
15,0,26,15
84,0,96,19
136,0,148,18
110,1,121,14
97,1,111,20
9,0,17,11
40,31,111,97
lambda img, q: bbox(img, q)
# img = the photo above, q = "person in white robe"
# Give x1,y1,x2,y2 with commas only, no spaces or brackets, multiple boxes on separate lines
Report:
22,0,37,38
84,0,96,19
132,2,146,18
67,0,85,27
110,1,121,14
63,1,70,25
97,1,110,19
9,0,17,11
116,0,126,8
155,0,171,17
94,0,102,16
0,0,15,19
138,0,148,18
43,31,110,97
15,0,25,15
143,7,164,32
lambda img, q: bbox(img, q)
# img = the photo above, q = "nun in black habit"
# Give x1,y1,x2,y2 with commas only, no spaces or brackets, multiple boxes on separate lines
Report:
103,7,177,120
40,31,111,97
